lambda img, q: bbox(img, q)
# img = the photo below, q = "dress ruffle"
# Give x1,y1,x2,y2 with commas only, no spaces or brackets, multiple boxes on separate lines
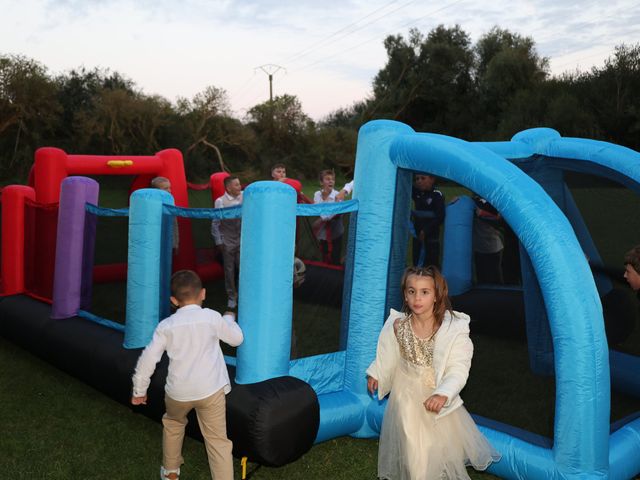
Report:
378,361,500,480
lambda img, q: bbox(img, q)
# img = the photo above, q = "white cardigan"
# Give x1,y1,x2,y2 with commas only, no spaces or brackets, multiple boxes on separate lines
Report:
366,309,473,420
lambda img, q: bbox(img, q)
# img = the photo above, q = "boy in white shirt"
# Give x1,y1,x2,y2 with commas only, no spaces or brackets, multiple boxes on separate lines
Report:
211,176,243,309
131,269,243,480
151,176,179,253
312,170,344,265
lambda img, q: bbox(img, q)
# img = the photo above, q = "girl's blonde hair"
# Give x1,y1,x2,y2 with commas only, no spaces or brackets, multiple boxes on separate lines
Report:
400,265,452,326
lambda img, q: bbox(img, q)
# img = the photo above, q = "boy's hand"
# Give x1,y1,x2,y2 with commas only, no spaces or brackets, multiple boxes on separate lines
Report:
131,395,147,405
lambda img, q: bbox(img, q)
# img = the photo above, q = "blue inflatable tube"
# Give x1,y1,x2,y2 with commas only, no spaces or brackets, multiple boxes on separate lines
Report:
125,188,174,349
235,181,297,384
343,120,415,438
609,417,640,480
315,391,364,443
441,195,474,296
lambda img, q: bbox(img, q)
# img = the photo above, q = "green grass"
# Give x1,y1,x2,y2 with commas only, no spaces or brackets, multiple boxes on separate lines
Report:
0,336,500,479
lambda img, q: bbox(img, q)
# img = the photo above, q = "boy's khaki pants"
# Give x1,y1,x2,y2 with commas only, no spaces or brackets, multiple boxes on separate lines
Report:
163,389,233,480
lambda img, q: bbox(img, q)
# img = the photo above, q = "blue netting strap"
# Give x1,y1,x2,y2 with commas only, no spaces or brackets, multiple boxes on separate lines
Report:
85,203,129,217
156,201,359,219
296,199,359,217
163,204,242,220
78,310,126,332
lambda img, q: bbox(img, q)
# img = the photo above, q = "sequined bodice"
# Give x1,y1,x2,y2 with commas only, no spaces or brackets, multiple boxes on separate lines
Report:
395,316,436,367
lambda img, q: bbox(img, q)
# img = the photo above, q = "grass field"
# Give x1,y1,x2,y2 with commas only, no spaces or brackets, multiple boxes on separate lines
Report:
1,175,640,478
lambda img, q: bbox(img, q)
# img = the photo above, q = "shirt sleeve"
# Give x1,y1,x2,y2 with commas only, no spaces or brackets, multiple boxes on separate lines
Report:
131,326,168,397
366,313,401,399
214,311,244,347
432,331,473,405
342,181,354,194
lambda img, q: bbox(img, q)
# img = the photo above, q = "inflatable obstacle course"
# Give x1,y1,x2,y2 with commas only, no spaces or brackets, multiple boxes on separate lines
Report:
1,120,640,478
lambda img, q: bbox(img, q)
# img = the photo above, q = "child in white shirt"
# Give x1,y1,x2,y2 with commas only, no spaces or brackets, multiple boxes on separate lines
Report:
312,169,344,265
131,269,243,480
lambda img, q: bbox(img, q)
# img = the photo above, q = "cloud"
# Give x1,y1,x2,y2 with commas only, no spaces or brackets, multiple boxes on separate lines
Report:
1,0,638,119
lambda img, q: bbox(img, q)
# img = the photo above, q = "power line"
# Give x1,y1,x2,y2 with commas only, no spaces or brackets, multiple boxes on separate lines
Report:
292,0,467,74
283,0,400,64
284,0,422,66
229,72,259,101
291,0,637,78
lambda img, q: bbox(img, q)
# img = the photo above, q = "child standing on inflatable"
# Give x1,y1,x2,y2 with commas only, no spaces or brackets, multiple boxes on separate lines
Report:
312,169,344,265
411,174,445,268
131,270,243,480
151,176,179,254
367,266,500,480
211,175,243,310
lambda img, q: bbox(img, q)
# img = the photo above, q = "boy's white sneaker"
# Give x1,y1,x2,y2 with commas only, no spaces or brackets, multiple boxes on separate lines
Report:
160,466,180,480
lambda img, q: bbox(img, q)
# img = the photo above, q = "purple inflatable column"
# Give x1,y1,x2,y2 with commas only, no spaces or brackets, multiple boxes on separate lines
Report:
51,177,99,319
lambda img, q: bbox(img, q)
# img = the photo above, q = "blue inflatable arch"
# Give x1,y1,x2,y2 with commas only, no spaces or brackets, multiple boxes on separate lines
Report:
348,120,609,478
481,128,640,195
477,128,640,402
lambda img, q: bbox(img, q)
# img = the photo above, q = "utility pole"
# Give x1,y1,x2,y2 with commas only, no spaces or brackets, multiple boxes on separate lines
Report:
255,64,286,102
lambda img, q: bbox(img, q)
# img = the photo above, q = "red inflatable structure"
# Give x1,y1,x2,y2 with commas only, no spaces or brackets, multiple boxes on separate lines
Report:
1,147,226,299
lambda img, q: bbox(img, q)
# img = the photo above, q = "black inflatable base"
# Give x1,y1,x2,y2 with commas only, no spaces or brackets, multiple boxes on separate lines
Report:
227,376,319,467
0,295,319,467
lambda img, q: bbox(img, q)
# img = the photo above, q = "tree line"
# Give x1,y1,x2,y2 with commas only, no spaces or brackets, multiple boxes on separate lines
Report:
1,25,639,186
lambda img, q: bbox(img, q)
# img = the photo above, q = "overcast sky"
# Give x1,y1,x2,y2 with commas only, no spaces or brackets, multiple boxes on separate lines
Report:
2,0,639,120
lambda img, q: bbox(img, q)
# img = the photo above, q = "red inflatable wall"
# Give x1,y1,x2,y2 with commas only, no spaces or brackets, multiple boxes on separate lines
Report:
1,186,35,295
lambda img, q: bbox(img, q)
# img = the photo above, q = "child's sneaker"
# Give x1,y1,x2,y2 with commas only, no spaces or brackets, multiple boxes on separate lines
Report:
160,466,180,480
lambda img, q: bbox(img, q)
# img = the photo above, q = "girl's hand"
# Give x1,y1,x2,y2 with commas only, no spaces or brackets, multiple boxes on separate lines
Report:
424,394,447,413
367,376,378,395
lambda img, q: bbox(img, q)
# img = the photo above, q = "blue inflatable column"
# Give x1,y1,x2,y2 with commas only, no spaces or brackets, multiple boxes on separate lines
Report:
441,195,474,295
235,182,297,384
125,188,174,349
345,120,415,437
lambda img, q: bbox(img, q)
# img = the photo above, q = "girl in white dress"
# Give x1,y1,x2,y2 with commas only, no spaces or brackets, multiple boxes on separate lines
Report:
367,266,500,480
